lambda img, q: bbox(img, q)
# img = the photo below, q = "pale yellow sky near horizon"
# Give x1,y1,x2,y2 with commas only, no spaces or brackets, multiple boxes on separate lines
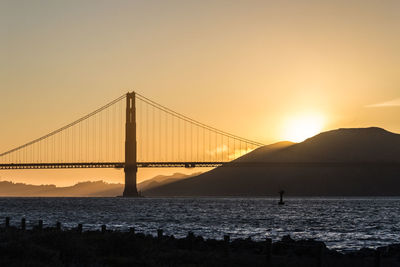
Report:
1,0,399,186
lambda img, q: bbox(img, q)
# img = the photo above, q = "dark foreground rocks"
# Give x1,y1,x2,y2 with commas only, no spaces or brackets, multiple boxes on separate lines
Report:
0,226,399,267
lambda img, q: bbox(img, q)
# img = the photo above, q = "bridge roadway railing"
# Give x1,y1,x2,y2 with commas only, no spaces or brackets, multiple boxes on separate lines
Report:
0,162,224,169
1,161,399,170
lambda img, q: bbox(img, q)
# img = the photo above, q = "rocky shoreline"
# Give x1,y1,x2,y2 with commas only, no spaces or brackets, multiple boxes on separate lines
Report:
0,220,398,266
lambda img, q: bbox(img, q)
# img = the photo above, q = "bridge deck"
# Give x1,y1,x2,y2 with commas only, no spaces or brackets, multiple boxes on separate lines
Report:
0,162,224,169
1,162,399,170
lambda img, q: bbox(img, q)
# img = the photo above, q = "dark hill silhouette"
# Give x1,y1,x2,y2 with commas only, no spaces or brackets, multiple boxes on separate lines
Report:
0,181,122,197
144,127,400,196
0,172,198,197
138,172,201,192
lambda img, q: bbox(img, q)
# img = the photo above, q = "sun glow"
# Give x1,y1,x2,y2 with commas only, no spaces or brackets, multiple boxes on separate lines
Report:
282,114,325,143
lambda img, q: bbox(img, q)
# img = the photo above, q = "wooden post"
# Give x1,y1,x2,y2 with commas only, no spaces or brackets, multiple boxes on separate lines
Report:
21,218,26,230
317,244,324,267
157,229,163,239
188,231,194,239
223,235,230,255
374,250,381,267
77,223,82,233
5,217,10,228
56,222,61,231
38,220,43,231
224,235,230,243
266,237,272,265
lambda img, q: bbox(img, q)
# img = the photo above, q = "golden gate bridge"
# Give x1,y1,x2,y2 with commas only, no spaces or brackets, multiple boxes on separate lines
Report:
0,92,264,197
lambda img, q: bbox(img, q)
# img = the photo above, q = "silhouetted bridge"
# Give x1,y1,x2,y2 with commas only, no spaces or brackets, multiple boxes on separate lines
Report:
0,92,263,196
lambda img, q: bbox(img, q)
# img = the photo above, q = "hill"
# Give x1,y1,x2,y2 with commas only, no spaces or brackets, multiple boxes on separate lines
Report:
0,172,198,197
144,127,400,196
0,180,121,197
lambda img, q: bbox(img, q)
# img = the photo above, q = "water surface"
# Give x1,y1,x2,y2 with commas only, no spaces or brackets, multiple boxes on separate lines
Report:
1,197,399,251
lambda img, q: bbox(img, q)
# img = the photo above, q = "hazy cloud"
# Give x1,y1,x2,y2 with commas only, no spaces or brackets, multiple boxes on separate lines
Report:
366,98,400,108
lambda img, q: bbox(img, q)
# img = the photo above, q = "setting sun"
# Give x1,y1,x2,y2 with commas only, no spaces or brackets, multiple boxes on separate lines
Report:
283,114,325,143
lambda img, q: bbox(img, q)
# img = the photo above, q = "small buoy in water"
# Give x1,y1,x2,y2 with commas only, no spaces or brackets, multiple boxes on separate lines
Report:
278,190,285,205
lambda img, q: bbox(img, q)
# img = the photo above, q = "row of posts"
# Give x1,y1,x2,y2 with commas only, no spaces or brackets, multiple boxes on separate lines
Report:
3,218,169,237
4,218,338,266
4,217,97,233
3,218,233,239
3,217,268,249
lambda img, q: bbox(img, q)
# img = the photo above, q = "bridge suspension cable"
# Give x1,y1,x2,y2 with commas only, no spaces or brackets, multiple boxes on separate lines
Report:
0,94,126,165
135,92,263,163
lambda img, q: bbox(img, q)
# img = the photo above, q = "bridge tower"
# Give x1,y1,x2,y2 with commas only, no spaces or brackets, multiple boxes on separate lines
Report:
123,92,139,197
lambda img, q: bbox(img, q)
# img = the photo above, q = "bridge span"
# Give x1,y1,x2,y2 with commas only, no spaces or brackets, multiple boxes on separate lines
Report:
0,91,263,196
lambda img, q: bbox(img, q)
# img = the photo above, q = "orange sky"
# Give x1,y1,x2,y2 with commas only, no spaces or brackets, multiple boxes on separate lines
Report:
1,0,399,186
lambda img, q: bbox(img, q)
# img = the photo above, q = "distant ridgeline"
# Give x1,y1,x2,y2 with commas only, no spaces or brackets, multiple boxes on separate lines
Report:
0,173,199,197
0,181,123,197
144,127,400,196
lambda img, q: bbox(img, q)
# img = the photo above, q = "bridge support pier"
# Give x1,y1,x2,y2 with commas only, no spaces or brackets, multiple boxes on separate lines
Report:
123,165,138,197
123,92,139,197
